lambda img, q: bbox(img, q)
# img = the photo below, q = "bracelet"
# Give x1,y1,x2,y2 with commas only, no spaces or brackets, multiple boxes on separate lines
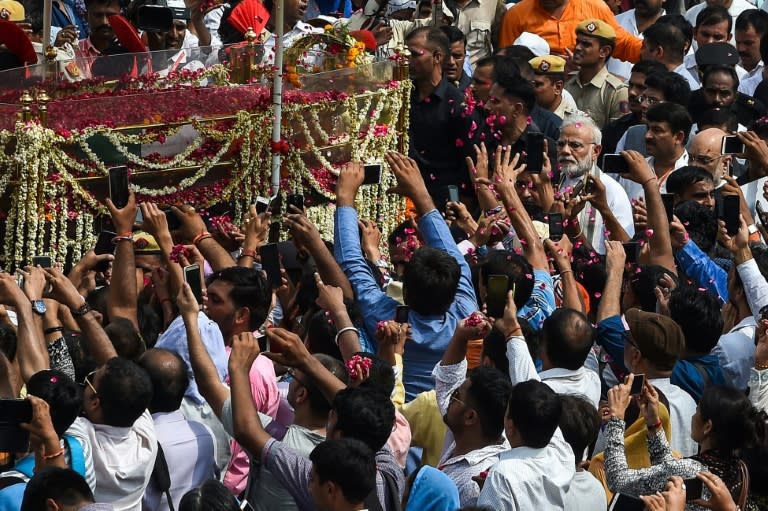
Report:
43,326,64,335
640,176,658,187
192,231,213,245
43,447,65,460
70,302,92,318
112,232,133,243
239,248,257,259
755,361,768,370
334,326,359,346
647,419,662,431
559,269,573,276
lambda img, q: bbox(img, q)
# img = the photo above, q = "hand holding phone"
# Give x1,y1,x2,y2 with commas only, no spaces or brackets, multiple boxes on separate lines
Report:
602,154,630,174
525,132,545,174
721,195,740,235
623,242,640,264
260,243,282,289
31,255,52,268
108,166,130,209
548,213,564,242
485,275,509,318
183,264,203,305
395,305,409,323
629,373,645,396
721,135,745,155
0,398,33,452
286,193,305,212
363,164,382,185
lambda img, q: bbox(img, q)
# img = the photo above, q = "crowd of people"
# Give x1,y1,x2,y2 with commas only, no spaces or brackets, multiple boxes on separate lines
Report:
3,0,768,508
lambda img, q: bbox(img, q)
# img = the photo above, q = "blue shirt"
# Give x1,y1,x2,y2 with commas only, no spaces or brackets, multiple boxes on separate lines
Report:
517,269,557,331
675,240,728,304
671,354,726,402
334,207,477,400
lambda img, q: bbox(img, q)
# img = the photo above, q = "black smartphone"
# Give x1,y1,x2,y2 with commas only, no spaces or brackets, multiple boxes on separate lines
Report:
260,242,282,289
721,195,740,235
94,230,116,272
286,193,304,212
525,132,545,174
629,373,645,395
257,333,270,353
570,180,585,197
395,305,409,323
721,135,745,155
108,166,130,209
183,263,203,305
0,398,33,452
363,163,382,185
447,185,460,204
32,255,52,268
608,493,645,511
486,274,509,318
255,196,270,214
548,213,564,242
757,202,768,226
164,209,181,230
661,193,675,223
602,154,630,174
683,477,704,501
268,222,281,244
623,241,640,264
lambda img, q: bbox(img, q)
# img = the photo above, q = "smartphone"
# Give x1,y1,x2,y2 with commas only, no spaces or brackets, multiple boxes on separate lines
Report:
661,193,674,223
268,222,281,244
683,477,704,501
721,195,740,235
757,202,768,226
31,255,52,268
629,373,645,395
108,166,129,209
134,207,144,226
602,154,630,174
164,209,181,230
525,132,545,174
623,241,640,264
395,305,409,323
0,398,33,452
608,493,645,511
447,185,460,203
255,196,270,214
94,230,116,272
486,274,509,318
721,135,745,155
260,242,282,289
183,264,203,305
257,333,270,353
286,193,304,212
760,304,768,322
570,180,585,197
548,213,564,242
363,163,382,185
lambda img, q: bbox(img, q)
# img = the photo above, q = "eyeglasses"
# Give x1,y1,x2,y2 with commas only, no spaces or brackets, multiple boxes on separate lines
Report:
689,153,725,166
556,140,595,151
287,368,309,388
637,95,661,105
81,370,98,397
449,387,468,407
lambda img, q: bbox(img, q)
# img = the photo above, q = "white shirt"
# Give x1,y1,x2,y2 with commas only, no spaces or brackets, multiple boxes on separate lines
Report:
686,0,754,46
673,62,701,91
538,367,602,408
607,9,665,81
739,65,764,96
684,52,748,89
564,469,607,511
650,377,698,457
66,411,158,511
617,151,689,202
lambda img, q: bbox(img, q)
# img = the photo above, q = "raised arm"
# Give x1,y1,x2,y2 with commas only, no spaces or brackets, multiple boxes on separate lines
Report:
141,202,184,301
173,205,236,271
544,236,584,313
0,272,48,382
314,273,361,361
585,173,631,243
467,143,502,212
229,331,271,457
597,241,626,323
106,191,139,331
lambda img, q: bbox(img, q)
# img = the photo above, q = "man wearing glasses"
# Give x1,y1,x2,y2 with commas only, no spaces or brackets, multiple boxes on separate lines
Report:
687,127,733,188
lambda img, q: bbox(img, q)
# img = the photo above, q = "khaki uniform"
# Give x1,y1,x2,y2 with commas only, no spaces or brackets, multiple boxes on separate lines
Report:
565,65,629,129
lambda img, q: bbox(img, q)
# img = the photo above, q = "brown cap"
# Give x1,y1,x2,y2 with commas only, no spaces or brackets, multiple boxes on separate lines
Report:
624,308,684,370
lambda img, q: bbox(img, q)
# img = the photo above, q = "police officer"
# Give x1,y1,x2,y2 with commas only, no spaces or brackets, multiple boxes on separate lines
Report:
529,55,581,120
565,19,629,129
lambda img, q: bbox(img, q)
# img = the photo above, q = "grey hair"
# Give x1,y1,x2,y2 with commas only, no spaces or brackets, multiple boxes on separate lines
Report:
560,115,602,146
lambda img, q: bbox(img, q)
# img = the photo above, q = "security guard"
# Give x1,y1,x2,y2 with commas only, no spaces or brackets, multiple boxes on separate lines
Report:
565,19,629,129
529,55,582,120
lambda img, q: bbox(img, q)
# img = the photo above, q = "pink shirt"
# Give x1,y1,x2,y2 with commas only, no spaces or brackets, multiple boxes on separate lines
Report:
223,351,281,495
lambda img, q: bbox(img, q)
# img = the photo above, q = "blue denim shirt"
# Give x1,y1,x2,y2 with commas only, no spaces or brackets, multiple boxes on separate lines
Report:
334,206,477,400
675,240,728,304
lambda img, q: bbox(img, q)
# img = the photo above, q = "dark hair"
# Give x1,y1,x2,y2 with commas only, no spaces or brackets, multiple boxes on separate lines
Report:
668,284,724,354
702,64,740,93
179,480,240,511
310,438,377,503
27,370,82,437
541,308,594,370
698,107,739,132
207,266,272,330
696,5,732,32
735,8,768,35
480,250,535,309
403,247,461,315
665,165,714,195
136,348,189,413
630,59,668,77
332,386,395,452
0,324,17,361
104,316,145,360
643,71,691,106
559,395,600,462
503,46,537,70
674,200,719,254
405,26,451,57
699,385,765,453
98,357,153,427
475,55,496,70
354,352,395,396
466,366,513,440
83,0,119,8
494,62,536,112
657,14,694,50
304,354,349,417
629,265,679,312
506,380,561,448
646,102,693,141
21,468,94,511
439,25,466,45
137,302,162,349
20,0,43,33
481,328,510,379
645,18,689,61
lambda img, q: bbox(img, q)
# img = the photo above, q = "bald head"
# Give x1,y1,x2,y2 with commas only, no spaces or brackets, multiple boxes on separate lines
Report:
137,348,188,413
688,128,730,185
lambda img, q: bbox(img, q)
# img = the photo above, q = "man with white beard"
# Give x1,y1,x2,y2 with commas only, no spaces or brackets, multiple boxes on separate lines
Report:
556,115,635,255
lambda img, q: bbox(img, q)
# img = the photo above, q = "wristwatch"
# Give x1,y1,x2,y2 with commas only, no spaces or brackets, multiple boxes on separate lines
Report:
31,299,47,315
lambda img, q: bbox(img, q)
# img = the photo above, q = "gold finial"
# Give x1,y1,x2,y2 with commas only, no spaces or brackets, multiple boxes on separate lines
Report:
18,90,34,122
44,45,58,62
36,90,50,126
245,26,257,42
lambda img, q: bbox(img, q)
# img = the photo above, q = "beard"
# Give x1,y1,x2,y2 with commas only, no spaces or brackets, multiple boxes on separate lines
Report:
559,153,594,178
